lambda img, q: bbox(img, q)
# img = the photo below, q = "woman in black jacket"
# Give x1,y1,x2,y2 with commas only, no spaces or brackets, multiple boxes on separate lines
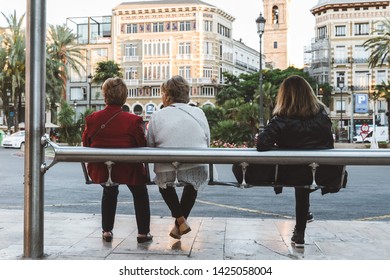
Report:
257,75,334,248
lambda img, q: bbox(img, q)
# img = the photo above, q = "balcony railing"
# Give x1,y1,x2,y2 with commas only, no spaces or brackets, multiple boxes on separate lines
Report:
125,79,140,86
176,54,192,60
123,56,139,62
201,54,216,61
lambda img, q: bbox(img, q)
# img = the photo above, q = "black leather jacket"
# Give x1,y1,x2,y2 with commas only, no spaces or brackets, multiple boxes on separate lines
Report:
256,108,344,194
257,108,334,151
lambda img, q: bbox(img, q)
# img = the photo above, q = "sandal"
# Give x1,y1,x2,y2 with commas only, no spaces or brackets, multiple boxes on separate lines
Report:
102,231,113,242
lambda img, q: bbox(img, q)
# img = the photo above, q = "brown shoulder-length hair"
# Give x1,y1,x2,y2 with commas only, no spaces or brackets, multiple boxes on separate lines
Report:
102,77,127,105
161,75,190,103
273,75,323,118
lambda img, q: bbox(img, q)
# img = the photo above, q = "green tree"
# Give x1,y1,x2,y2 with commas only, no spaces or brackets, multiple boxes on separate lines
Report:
57,101,80,145
208,67,322,147
202,105,223,129
363,18,390,68
0,36,9,121
1,11,26,132
216,72,258,106
93,60,122,85
375,82,390,138
318,82,333,107
46,24,85,101
363,18,390,137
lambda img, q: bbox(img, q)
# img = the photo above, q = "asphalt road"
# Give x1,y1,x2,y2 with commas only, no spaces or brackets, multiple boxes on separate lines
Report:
1,147,389,221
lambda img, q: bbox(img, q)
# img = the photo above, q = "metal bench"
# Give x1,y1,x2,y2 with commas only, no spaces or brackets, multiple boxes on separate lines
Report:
42,136,390,191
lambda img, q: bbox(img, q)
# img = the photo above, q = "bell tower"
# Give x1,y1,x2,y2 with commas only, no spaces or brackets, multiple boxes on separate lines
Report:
263,0,291,69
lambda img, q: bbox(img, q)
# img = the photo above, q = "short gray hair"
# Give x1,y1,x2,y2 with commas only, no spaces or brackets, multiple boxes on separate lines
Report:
161,75,190,103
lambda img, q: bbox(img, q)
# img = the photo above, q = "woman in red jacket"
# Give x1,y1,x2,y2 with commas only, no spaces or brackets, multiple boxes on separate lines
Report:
82,77,152,243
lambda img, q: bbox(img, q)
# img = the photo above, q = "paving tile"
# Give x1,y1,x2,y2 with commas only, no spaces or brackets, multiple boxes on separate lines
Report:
1,210,390,260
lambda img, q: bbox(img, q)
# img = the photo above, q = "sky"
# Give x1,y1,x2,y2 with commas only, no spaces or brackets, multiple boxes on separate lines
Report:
0,0,318,67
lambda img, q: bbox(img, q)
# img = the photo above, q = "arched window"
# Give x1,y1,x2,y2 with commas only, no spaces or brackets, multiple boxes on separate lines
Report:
272,6,279,24
122,104,131,112
133,104,143,115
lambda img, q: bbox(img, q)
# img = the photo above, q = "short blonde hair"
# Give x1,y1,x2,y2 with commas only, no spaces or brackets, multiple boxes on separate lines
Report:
161,75,190,103
273,75,323,118
102,77,127,105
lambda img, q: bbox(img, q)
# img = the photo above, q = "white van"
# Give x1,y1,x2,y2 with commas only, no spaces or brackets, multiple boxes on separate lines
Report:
353,126,389,143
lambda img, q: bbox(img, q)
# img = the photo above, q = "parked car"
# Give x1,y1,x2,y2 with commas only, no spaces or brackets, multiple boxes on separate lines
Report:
352,127,389,144
1,131,25,150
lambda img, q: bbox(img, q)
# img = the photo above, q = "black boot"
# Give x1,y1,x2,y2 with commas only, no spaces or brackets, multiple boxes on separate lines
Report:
307,211,314,223
291,227,305,248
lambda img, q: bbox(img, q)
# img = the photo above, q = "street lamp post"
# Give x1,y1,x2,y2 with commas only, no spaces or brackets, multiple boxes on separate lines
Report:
256,13,266,132
349,85,354,143
366,73,378,148
73,100,78,123
349,57,354,143
6,89,11,132
87,73,93,108
337,78,344,141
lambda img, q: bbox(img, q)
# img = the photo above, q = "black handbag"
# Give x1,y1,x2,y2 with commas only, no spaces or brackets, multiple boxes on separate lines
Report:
232,163,277,186
232,162,347,194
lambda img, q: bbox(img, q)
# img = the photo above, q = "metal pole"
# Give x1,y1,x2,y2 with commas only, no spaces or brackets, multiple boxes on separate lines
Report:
87,73,93,109
256,13,265,132
349,58,354,143
88,82,91,108
340,87,343,133
42,142,390,167
24,0,46,259
371,98,378,149
258,33,264,132
350,86,354,143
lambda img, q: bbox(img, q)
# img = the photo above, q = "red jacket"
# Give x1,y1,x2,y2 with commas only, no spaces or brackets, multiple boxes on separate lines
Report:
82,105,147,186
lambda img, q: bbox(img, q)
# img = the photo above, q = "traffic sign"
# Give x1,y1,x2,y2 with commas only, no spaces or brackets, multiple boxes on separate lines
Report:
355,94,369,113
361,123,369,133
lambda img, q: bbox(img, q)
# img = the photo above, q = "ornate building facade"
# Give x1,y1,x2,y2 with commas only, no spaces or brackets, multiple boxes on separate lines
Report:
66,0,260,120
263,0,291,69
306,0,389,141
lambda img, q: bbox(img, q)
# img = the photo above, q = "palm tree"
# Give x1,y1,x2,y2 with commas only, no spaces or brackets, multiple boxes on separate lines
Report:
255,81,278,121
363,18,390,68
363,18,390,138
1,11,26,132
375,82,390,138
46,24,85,101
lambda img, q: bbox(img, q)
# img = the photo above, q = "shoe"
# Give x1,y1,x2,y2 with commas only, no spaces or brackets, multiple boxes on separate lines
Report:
169,225,182,239
178,221,191,235
291,227,305,248
102,231,113,242
137,233,153,243
307,211,314,223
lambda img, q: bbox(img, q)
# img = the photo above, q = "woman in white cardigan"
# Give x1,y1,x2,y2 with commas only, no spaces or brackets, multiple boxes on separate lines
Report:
146,75,210,239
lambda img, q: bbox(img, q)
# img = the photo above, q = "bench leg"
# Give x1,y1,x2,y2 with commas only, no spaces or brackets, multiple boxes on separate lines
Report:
104,160,117,187
239,162,249,188
308,162,319,190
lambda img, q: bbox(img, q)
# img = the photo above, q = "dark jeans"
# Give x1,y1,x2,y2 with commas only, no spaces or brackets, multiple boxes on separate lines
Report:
294,187,310,231
159,184,197,225
101,184,151,235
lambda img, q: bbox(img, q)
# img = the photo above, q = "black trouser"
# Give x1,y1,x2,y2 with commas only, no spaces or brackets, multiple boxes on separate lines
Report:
294,187,310,231
159,184,197,225
101,184,151,234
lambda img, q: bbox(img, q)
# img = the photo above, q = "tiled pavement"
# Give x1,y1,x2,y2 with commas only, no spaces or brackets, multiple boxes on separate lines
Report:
1,209,390,260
